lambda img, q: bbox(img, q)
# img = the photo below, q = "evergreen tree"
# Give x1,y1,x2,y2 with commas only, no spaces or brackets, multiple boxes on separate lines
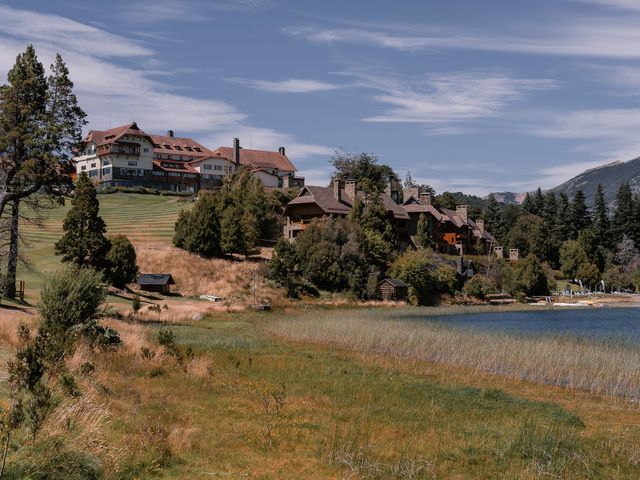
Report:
521,193,534,215
483,195,506,242
105,235,138,288
532,188,544,216
612,182,634,245
414,213,431,248
541,191,558,225
555,192,571,241
437,191,457,210
54,173,110,269
183,191,221,257
568,189,590,238
592,184,610,250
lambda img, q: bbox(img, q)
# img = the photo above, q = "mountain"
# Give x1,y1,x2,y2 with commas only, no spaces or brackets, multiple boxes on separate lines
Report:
551,158,640,206
487,192,526,204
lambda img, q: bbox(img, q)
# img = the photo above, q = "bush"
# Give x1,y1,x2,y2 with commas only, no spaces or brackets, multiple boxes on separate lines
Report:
435,264,459,294
132,294,141,312
105,234,138,288
503,254,551,296
388,249,436,305
462,274,497,299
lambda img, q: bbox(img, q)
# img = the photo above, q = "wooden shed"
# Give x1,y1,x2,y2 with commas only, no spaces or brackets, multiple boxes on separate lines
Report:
379,278,409,302
137,273,175,294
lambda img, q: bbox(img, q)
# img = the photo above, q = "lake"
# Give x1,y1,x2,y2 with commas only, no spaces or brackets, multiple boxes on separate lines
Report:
416,306,640,344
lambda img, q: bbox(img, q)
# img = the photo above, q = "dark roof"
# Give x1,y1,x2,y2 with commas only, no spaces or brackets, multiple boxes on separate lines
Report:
212,146,296,172
380,278,408,288
137,273,175,286
401,197,446,221
84,122,154,147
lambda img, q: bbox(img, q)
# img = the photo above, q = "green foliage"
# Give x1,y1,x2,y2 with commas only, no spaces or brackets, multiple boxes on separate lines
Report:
435,263,459,294
504,254,551,296
483,195,506,242
507,215,556,264
55,173,110,269
331,151,397,194
612,182,634,245
576,263,601,290
105,234,138,288
174,191,221,257
268,238,316,298
569,189,590,238
414,213,431,248
559,240,588,279
602,266,632,292
592,184,610,250
462,275,498,299
132,294,141,312
388,249,437,305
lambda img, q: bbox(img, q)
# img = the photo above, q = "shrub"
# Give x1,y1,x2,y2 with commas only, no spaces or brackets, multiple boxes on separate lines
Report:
503,254,551,296
435,264,459,294
132,294,141,313
462,274,497,299
388,249,436,305
105,234,138,288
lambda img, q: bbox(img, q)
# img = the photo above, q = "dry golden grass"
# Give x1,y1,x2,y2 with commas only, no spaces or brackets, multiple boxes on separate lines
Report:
270,309,640,401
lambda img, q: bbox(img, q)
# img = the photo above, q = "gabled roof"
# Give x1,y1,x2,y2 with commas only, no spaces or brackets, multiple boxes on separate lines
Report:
468,218,496,242
380,278,408,288
212,146,296,172
84,122,153,147
150,134,213,158
152,160,198,174
284,186,351,215
440,208,470,228
401,197,446,221
137,273,175,286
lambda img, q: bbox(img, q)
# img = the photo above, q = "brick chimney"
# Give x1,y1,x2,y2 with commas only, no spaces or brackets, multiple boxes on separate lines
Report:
419,192,432,206
278,146,285,155
233,138,241,165
476,219,485,233
345,180,356,201
456,205,468,222
333,178,342,201
403,187,419,202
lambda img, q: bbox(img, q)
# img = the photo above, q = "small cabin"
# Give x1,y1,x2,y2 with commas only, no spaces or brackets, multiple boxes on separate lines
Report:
379,278,409,302
137,273,175,294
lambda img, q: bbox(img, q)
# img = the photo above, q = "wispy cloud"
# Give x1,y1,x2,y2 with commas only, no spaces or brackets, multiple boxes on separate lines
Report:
0,5,330,161
126,0,274,23
287,16,640,59
0,4,152,58
227,77,343,93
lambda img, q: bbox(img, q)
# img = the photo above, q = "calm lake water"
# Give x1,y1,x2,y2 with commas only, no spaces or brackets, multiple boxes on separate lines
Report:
416,307,640,344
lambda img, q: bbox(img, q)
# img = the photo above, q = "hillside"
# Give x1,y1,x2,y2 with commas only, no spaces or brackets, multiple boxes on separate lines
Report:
551,158,640,205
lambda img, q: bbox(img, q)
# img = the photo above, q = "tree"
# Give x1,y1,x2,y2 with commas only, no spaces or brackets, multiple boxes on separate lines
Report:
559,240,588,279
592,184,610,250
268,238,311,298
437,191,457,210
612,183,634,245
505,254,550,296
331,151,397,194
568,189,590,238
506,214,556,264
462,275,497,299
0,48,85,298
576,262,601,290
483,195,506,242
388,249,436,305
415,213,431,248
554,192,571,241
55,172,110,269
105,235,138,288
541,191,558,225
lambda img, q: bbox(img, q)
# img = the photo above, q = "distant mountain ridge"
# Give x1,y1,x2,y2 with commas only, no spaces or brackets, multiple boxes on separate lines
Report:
488,156,640,206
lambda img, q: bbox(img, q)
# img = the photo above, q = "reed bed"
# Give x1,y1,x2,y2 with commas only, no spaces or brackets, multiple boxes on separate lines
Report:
270,308,640,401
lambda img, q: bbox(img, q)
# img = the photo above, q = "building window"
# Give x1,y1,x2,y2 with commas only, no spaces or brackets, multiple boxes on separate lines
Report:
80,165,86,171
137,169,144,176
168,172,181,177
203,164,212,171
202,174,211,179
89,170,99,177
152,171,165,176
184,173,196,178
90,162,96,168
128,161,137,166
143,148,149,153
214,165,223,171
102,167,111,175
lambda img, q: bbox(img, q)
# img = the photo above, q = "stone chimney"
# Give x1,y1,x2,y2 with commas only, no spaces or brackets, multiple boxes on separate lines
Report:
476,219,485,233
333,178,342,201
419,192,432,206
403,187,419,202
456,205,468,222
509,248,519,262
345,180,356,201
493,246,503,258
167,129,174,138
278,146,285,155
282,175,290,189
233,138,241,165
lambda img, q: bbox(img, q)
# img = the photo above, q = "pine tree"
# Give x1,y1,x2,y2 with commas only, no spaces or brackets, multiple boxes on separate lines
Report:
184,191,221,257
483,194,506,242
555,192,571,241
568,189,590,238
521,193,534,215
612,183,634,245
541,191,558,224
105,235,138,288
592,184,610,250
532,188,544,216
55,173,110,269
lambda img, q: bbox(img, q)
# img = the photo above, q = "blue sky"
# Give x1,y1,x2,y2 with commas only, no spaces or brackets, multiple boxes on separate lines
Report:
1,0,640,195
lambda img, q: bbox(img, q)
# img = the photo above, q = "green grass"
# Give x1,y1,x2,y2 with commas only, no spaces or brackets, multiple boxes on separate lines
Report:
18,193,187,298
82,312,640,479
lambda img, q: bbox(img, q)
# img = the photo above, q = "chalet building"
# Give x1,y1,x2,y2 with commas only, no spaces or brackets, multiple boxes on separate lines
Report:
73,123,303,192
283,179,409,241
283,181,496,254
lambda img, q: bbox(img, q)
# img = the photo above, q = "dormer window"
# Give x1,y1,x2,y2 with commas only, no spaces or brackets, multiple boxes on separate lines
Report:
194,147,201,152
153,143,160,148
175,146,182,151
185,146,193,151
164,144,172,150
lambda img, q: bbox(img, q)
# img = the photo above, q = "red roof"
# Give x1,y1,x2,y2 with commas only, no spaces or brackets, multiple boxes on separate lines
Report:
152,160,198,174
150,134,213,159
212,146,296,172
83,122,153,147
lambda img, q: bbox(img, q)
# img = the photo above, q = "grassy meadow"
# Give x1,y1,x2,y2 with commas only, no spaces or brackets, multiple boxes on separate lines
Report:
18,192,188,297
3,310,640,479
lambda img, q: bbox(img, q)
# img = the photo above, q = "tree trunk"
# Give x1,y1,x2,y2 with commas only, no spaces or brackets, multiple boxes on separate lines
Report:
3,200,19,300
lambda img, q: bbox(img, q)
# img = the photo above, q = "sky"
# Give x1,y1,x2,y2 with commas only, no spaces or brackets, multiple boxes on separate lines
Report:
1,0,640,195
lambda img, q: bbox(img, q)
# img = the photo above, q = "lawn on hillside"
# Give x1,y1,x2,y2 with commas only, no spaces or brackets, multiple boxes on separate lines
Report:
17,193,188,299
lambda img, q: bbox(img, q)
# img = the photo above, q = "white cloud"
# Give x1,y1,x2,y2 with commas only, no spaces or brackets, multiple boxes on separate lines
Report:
0,5,330,164
228,77,343,93
0,4,152,58
287,17,640,59
126,0,274,23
